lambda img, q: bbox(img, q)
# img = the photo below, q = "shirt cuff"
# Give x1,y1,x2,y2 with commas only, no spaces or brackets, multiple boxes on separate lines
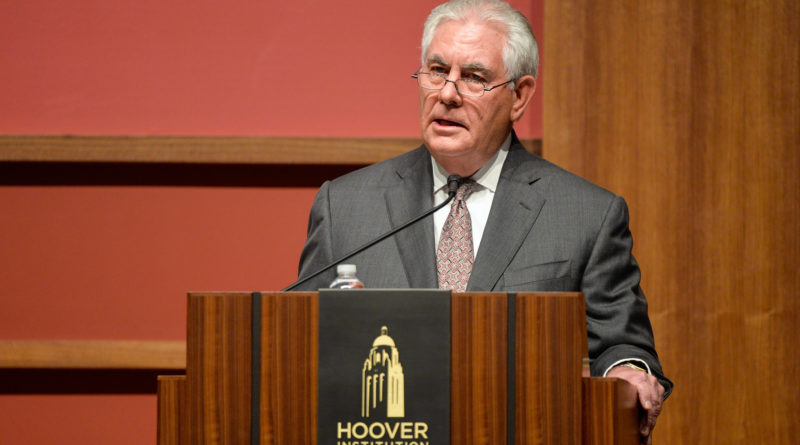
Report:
602,358,652,377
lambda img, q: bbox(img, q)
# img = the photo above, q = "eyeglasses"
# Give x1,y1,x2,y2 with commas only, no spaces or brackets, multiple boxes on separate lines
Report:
412,70,515,98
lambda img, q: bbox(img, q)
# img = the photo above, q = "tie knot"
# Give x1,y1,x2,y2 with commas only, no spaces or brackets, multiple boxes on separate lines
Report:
455,179,476,202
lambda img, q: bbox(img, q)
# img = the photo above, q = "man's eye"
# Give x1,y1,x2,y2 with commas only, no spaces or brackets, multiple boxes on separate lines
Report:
430,66,447,74
466,73,486,83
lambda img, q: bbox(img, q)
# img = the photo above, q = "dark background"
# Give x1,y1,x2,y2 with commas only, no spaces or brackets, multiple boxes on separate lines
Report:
318,290,451,444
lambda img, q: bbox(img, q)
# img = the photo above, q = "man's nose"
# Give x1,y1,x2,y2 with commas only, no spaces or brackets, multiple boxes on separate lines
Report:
438,79,462,105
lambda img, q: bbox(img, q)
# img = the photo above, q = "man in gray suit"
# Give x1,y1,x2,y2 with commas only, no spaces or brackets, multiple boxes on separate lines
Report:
297,0,671,441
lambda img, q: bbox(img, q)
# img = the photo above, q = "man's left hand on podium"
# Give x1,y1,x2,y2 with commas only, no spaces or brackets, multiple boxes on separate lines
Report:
606,364,666,444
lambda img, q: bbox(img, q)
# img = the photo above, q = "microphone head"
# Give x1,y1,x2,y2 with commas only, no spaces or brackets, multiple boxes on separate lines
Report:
446,174,463,196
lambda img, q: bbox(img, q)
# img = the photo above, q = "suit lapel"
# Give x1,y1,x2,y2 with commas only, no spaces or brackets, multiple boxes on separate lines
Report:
384,148,438,288
468,140,547,291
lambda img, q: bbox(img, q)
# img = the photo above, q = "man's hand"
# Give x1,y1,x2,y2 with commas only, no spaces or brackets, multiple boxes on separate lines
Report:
606,364,665,444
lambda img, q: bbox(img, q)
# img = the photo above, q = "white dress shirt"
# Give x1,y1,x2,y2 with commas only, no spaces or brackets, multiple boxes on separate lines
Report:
432,133,511,257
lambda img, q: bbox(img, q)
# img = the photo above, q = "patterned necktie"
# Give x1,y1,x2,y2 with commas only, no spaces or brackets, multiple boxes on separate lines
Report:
437,179,477,292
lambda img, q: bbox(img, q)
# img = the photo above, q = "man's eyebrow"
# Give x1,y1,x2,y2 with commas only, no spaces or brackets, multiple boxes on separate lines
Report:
424,56,494,77
425,54,448,66
461,62,492,76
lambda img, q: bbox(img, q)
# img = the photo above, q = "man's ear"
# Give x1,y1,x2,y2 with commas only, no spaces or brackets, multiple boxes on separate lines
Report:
510,75,536,122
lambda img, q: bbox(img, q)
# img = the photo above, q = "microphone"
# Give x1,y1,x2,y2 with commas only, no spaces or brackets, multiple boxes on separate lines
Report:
282,174,464,291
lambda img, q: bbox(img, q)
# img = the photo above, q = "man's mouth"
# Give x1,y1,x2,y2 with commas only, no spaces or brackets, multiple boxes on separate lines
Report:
434,119,466,128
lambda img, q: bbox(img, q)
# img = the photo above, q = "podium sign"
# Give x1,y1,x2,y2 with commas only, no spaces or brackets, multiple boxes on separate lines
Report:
318,289,451,445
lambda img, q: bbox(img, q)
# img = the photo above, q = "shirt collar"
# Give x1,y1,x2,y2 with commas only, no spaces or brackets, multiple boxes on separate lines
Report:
432,132,511,194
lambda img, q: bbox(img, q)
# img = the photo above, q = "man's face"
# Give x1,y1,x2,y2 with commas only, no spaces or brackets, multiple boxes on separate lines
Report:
419,19,515,176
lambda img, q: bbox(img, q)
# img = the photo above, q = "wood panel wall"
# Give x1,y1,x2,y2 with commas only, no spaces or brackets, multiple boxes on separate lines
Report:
544,1,799,443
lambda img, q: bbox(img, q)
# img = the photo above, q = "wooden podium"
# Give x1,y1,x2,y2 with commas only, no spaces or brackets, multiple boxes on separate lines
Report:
157,292,639,444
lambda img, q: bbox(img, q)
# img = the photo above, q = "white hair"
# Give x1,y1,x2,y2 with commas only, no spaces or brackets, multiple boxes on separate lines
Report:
421,0,539,80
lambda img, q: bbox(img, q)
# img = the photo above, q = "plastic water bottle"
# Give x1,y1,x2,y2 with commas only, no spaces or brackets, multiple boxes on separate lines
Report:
329,264,365,289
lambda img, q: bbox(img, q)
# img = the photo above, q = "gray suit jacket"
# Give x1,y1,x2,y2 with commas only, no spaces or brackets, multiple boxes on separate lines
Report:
297,134,672,395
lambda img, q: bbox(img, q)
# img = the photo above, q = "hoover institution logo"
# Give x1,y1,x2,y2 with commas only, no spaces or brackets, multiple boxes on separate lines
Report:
362,326,404,418
318,290,450,445
336,326,430,445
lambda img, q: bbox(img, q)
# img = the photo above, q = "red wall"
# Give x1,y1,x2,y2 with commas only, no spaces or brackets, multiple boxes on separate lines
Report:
0,0,542,138
0,1,543,443
0,186,316,339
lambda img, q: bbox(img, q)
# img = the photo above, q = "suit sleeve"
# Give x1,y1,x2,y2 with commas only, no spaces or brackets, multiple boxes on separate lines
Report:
583,196,673,397
295,180,338,291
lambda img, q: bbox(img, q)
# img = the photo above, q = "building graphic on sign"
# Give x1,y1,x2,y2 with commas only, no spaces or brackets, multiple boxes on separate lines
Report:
362,326,405,418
